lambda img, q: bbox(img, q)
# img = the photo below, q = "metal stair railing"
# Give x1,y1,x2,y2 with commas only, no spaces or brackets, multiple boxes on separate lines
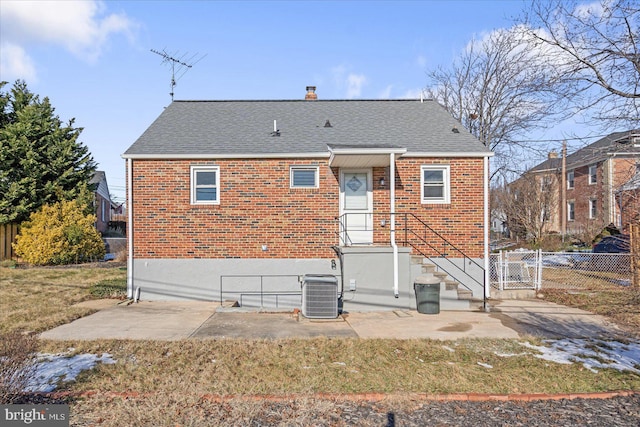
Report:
334,212,486,306
398,213,485,297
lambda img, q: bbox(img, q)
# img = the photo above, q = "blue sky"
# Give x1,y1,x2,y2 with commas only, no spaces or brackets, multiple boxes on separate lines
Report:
1,0,573,204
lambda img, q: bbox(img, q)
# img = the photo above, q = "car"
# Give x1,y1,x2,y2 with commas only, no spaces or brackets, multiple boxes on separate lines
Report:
592,234,630,253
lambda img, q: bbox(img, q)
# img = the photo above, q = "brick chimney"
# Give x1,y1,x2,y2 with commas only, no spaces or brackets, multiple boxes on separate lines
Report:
305,86,317,100
548,150,558,159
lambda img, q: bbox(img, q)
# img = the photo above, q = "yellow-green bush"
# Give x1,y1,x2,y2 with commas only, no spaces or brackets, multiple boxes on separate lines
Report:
13,199,106,265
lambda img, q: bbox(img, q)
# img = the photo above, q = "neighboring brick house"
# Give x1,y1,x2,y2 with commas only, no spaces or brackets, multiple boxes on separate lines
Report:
89,171,112,234
122,88,493,311
525,130,640,239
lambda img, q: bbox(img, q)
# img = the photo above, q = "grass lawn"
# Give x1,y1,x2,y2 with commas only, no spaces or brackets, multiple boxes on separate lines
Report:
1,264,639,426
0,264,127,334
543,287,640,332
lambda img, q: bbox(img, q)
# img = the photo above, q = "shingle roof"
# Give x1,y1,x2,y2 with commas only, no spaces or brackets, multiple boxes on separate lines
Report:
123,99,491,158
529,130,640,173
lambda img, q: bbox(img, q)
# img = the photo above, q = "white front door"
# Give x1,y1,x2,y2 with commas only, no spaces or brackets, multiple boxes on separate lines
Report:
340,169,373,245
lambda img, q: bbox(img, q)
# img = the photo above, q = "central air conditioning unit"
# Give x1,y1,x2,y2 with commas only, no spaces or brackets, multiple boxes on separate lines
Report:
301,275,339,319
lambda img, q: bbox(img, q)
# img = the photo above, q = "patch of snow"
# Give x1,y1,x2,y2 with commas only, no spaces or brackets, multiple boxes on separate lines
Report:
26,352,116,392
477,362,493,369
612,279,631,287
515,339,640,374
494,352,532,358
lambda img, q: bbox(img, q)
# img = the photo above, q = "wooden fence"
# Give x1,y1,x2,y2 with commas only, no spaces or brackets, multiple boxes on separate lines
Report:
0,223,19,261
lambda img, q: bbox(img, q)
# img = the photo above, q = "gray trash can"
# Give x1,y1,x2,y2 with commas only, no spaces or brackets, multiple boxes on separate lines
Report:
414,277,440,314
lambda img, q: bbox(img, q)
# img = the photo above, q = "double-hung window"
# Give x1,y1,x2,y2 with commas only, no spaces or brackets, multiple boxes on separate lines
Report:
191,166,220,204
290,166,319,188
421,165,450,204
567,170,574,189
589,198,597,219
589,164,597,185
567,201,575,221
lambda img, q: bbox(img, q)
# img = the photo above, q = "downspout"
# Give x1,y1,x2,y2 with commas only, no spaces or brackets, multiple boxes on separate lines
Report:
608,157,615,226
126,158,134,299
390,153,399,298
483,156,490,305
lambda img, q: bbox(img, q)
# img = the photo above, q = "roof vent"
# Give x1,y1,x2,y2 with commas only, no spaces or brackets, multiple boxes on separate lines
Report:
452,127,460,133
324,119,332,128
271,119,280,136
305,86,317,100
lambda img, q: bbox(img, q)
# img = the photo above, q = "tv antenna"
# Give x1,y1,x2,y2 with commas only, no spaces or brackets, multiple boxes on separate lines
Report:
150,48,206,101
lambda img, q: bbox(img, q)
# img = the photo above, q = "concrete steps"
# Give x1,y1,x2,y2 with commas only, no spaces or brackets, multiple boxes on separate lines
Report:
411,256,475,311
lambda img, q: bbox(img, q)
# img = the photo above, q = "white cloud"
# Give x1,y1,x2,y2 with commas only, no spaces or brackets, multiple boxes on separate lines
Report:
346,73,367,98
0,42,37,82
0,0,136,80
574,1,604,19
330,65,368,98
401,88,424,99
378,85,393,99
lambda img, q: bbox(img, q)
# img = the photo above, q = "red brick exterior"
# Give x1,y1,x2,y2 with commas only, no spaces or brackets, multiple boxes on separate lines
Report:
564,158,636,235
130,157,485,259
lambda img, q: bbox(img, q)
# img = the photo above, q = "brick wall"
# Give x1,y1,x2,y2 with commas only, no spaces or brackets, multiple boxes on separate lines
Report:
130,157,486,259
566,158,637,235
372,158,485,258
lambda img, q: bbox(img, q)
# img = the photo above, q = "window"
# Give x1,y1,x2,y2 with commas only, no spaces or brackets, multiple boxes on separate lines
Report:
589,164,597,185
589,199,597,219
421,165,450,204
567,201,575,221
290,166,319,188
191,166,220,204
567,170,574,189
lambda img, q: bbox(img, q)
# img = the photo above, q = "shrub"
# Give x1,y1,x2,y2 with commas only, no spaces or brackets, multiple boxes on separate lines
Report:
0,332,38,403
13,199,106,265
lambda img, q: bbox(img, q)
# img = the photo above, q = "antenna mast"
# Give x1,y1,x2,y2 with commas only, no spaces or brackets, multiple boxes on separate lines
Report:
150,48,205,101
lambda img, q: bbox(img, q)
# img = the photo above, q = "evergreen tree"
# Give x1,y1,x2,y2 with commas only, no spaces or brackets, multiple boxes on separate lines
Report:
0,80,96,224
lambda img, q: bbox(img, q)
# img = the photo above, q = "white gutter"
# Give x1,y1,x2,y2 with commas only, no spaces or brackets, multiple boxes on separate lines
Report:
404,152,494,158
121,152,331,160
126,158,134,299
122,150,494,160
390,152,399,298
483,156,490,301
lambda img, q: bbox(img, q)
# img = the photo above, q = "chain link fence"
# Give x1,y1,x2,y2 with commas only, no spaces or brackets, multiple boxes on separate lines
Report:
490,251,633,291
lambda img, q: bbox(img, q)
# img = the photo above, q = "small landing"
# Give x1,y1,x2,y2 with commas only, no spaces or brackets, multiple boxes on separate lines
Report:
491,289,537,300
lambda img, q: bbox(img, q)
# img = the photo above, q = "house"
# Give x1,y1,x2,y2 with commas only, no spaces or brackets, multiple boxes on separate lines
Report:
524,130,640,239
617,167,640,228
89,171,112,234
122,87,493,312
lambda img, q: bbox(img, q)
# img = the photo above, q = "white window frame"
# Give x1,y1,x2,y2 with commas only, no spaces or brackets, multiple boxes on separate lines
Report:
567,201,575,221
567,170,574,189
421,165,450,204
589,198,597,219
588,164,597,185
190,166,220,205
290,166,319,189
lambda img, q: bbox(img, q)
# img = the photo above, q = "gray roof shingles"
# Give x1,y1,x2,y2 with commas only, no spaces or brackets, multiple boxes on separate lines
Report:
530,130,640,173
123,99,491,157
